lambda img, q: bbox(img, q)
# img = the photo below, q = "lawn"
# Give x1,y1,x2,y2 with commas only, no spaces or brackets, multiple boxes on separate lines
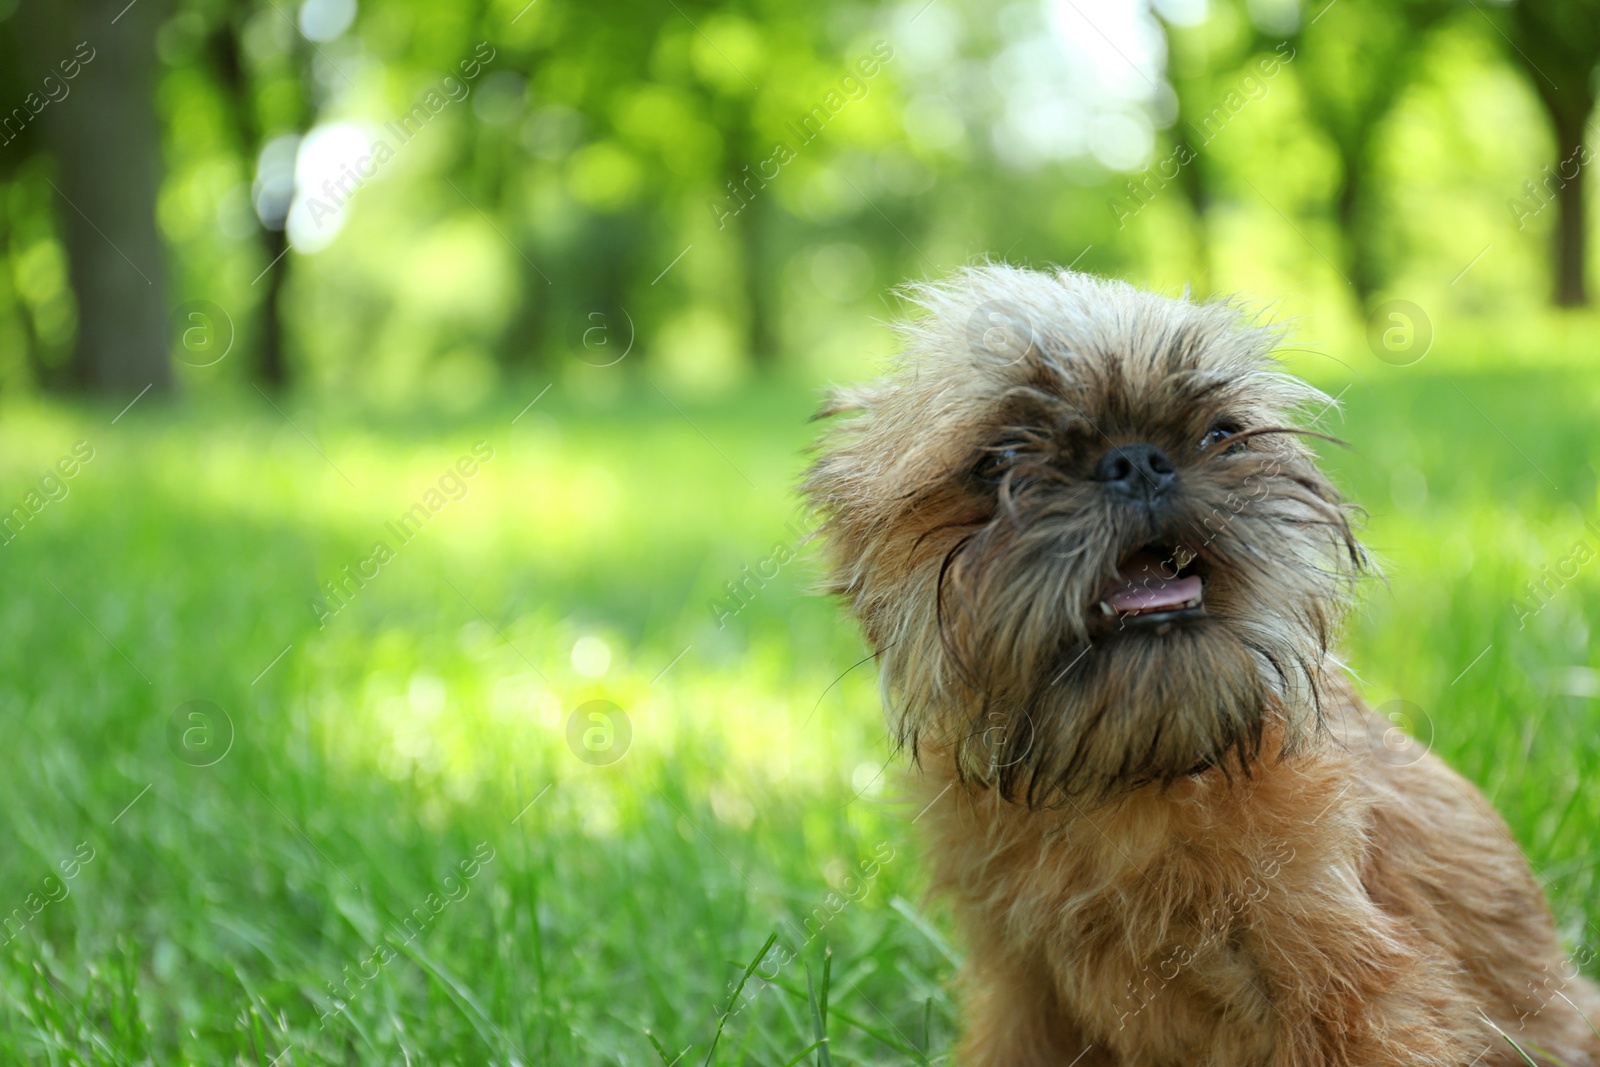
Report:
1,351,1597,1065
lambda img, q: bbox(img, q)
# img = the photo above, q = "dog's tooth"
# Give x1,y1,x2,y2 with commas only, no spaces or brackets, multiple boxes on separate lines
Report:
1098,601,1114,616
1174,546,1194,570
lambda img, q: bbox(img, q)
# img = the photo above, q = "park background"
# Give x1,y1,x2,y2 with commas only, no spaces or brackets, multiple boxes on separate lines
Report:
1,0,1599,1062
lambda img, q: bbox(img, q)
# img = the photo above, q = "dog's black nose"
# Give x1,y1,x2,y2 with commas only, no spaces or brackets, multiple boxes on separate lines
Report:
1092,442,1176,503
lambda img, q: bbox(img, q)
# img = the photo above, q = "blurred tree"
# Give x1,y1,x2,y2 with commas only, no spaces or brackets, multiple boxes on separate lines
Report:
1291,0,1452,310
1502,0,1598,307
443,0,652,369
1162,4,1286,295
582,2,795,368
5,0,1591,400
723,106,782,366
0,14,47,385
475,1,839,370
203,5,307,385
15,0,172,393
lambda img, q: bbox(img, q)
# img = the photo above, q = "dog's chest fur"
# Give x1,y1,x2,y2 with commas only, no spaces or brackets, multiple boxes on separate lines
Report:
919,744,1384,1065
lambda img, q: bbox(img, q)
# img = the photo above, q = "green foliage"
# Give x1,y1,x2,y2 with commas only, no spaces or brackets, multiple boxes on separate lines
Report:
3,0,1597,396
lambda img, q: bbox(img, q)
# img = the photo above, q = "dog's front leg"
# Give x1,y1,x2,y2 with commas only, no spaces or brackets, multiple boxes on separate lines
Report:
956,950,1119,1067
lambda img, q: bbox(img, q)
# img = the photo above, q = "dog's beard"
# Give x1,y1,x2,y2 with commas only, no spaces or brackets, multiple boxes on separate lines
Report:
875,445,1359,806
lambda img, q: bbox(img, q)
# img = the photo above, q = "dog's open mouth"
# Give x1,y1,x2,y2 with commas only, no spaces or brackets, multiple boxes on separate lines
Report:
1096,545,1206,625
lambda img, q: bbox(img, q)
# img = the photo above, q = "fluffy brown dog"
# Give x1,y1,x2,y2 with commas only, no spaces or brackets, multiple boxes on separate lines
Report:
804,265,1600,1066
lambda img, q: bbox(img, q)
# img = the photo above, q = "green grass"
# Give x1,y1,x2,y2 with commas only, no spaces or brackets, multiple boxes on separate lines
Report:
0,357,1597,1065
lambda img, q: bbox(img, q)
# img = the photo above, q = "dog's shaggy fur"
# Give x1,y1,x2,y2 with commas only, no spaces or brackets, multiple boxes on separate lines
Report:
804,266,1600,1066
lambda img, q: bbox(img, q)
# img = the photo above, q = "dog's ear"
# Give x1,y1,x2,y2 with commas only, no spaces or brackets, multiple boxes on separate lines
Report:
810,385,873,421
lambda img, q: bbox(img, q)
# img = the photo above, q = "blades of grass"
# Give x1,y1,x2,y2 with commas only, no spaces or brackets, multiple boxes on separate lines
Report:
921,996,933,1066
617,863,680,1032
1544,779,1599,878
1553,988,1600,1043
819,1001,922,1059
803,953,832,1067
386,1008,417,1067
702,932,778,1067
33,960,129,1067
1477,1009,1543,1066
768,965,810,1047
747,1009,799,1067
888,896,963,970
781,1039,827,1067
820,950,830,1045
112,939,147,1061
324,990,383,1058
767,976,921,1059
644,1029,688,1066
1523,1042,1561,1065
245,1005,270,1065
731,1019,767,1066
21,962,64,1059
513,772,552,1064
390,936,525,1065
228,963,271,1066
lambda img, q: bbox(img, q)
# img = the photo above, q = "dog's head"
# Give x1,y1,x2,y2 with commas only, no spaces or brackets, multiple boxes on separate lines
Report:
804,266,1364,805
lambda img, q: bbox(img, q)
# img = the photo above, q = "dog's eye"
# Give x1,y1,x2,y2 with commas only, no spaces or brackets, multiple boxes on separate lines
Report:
1200,425,1245,455
974,444,1025,483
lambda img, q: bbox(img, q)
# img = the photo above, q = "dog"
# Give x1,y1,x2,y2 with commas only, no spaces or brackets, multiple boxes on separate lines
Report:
804,265,1600,1066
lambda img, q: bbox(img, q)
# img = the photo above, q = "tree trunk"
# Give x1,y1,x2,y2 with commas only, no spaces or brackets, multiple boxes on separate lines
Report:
1506,0,1598,308
1174,134,1212,296
1333,151,1375,310
724,120,778,368
258,225,290,384
22,0,172,394
739,194,777,366
1549,107,1590,307
207,16,297,385
0,199,47,385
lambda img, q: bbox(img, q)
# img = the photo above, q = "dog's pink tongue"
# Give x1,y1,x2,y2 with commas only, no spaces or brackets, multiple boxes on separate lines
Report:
1103,551,1202,614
